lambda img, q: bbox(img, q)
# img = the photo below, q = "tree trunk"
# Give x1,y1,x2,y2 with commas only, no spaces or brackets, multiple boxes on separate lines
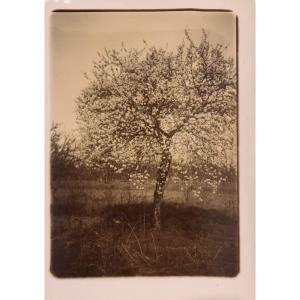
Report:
153,141,172,230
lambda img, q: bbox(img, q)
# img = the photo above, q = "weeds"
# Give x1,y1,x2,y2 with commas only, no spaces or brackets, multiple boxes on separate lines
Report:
51,200,239,277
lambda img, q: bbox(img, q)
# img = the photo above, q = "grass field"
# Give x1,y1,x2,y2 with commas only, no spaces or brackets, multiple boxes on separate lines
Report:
50,179,239,277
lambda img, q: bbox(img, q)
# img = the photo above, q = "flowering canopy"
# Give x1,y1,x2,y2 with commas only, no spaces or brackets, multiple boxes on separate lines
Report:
76,30,237,207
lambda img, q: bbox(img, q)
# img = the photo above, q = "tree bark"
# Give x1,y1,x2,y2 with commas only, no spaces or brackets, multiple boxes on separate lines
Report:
153,141,172,230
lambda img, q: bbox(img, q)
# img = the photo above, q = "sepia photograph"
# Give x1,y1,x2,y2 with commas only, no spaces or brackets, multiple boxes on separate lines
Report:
49,10,239,278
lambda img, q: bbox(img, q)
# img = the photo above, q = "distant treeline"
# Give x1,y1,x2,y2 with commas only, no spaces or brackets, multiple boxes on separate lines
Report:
51,124,237,183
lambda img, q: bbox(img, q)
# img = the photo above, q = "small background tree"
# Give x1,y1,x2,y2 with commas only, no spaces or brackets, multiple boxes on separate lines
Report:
50,123,79,182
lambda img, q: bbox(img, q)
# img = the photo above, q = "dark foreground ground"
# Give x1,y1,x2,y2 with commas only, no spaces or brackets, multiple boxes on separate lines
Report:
51,201,239,277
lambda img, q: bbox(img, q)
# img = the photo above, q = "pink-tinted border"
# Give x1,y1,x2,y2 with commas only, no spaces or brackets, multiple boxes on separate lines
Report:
45,1,255,299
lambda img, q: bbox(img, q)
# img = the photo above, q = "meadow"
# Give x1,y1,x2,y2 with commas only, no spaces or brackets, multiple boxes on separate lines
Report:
50,178,239,277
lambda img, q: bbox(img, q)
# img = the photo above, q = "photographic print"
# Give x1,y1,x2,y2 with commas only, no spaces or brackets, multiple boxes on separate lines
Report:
49,10,238,278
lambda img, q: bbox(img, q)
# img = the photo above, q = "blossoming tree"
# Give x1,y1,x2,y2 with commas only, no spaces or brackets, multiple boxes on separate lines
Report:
76,30,237,229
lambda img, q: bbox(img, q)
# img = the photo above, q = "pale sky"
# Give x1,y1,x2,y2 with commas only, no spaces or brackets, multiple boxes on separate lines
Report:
49,11,236,132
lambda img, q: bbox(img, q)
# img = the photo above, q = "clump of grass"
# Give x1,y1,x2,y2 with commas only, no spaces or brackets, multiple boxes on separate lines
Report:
51,201,239,277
